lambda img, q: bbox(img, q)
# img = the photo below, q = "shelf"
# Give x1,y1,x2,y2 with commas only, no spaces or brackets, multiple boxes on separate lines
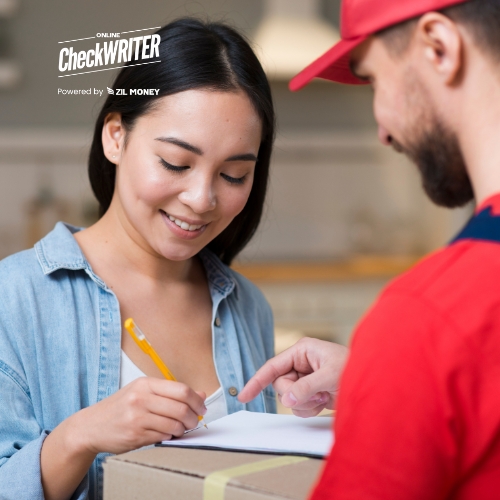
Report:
232,255,420,283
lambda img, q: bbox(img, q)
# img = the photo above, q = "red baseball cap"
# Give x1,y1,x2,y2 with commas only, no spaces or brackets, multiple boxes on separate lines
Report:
289,0,469,91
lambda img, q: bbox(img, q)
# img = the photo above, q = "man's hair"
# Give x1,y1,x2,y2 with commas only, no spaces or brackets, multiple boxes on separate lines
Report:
377,0,500,61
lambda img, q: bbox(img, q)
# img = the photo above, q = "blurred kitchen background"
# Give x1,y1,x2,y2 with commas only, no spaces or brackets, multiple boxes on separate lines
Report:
0,0,471,361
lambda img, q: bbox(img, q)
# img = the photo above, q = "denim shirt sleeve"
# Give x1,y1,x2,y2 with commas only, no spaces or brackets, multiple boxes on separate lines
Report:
0,368,88,500
0,363,45,500
0,250,90,500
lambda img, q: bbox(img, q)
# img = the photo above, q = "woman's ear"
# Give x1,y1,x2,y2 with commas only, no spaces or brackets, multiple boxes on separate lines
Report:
416,12,463,86
102,112,125,164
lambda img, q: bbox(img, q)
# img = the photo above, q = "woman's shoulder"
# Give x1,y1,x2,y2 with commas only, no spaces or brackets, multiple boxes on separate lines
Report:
0,222,86,300
0,247,43,282
0,248,57,317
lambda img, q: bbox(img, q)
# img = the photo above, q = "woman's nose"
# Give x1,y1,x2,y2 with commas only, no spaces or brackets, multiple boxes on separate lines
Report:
178,176,216,214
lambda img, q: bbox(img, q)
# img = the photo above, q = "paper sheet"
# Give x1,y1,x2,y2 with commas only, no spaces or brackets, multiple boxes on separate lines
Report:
159,410,334,458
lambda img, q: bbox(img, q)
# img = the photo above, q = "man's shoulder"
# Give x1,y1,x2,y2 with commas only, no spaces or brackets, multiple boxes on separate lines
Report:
367,239,500,349
349,240,500,376
386,239,500,305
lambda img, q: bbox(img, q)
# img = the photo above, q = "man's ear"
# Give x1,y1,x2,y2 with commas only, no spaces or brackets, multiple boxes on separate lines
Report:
102,112,125,164
416,12,463,85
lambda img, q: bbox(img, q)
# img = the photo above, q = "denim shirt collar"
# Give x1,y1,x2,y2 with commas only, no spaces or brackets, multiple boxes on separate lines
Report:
198,247,238,300
36,222,88,274
35,221,237,299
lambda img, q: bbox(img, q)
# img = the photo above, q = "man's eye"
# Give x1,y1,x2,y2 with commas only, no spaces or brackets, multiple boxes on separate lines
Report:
159,158,189,172
221,173,247,185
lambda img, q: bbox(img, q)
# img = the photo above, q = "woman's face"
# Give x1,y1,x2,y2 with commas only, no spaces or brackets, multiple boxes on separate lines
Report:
103,89,262,261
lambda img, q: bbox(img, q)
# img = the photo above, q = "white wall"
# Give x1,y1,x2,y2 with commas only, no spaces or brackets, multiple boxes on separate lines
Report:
240,131,472,262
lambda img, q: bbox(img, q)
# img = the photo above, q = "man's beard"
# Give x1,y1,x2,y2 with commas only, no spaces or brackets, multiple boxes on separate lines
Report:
391,80,474,208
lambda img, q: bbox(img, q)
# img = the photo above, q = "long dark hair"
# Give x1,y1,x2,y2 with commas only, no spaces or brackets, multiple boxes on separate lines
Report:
88,18,275,265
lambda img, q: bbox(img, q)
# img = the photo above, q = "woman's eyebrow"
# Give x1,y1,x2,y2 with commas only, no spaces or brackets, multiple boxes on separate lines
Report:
156,136,257,162
225,153,258,162
155,136,203,155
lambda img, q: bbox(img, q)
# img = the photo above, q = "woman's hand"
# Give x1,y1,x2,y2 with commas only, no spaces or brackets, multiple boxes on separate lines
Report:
41,377,206,500
78,377,207,455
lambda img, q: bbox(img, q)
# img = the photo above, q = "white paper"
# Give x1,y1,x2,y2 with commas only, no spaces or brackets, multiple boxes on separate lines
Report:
160,410,334,458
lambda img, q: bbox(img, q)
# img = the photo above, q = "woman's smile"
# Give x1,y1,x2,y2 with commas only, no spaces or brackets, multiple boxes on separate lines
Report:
160,209,209,239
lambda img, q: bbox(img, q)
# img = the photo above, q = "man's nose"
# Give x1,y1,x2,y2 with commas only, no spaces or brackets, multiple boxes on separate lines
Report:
377,125,392,146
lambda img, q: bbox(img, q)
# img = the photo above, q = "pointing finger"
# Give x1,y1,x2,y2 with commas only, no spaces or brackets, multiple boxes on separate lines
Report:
238,351,297,403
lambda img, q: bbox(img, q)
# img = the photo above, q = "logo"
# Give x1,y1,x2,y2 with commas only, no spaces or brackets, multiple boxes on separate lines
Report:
57,26,161,78
57,87,160,97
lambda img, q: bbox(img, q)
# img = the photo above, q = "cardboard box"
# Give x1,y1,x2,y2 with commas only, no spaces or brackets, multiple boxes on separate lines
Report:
104,447,324,500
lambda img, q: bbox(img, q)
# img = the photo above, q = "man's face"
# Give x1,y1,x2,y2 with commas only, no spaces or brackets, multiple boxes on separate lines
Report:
351,35,473,208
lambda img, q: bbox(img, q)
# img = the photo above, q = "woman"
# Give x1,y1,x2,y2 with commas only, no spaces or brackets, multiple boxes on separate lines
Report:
0,18,275,500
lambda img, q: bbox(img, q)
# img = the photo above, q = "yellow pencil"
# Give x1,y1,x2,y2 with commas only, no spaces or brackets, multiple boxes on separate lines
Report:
124,318,208,429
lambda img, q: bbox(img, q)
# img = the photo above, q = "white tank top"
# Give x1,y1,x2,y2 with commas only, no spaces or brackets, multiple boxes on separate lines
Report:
119,350,228,424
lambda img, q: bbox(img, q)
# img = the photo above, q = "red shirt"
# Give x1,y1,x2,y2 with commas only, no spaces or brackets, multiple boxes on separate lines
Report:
311,194,500,500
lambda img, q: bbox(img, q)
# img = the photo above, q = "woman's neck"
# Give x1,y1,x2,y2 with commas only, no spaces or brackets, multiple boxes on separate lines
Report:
74,204,196,285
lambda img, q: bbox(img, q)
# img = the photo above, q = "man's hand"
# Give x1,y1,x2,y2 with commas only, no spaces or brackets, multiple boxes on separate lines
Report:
238,338,349,417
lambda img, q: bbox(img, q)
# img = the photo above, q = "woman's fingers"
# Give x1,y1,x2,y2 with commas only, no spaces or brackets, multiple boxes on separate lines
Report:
143,378,207,418
196,390,207,402
82,377,208,456
142,413,189,438
145,393,200,431
141,429,173,443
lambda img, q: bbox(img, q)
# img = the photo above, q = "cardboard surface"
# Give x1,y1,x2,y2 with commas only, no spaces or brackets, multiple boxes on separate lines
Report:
104,447,324,500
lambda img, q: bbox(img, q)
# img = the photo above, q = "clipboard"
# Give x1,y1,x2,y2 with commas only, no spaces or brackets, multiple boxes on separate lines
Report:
157,410,334,459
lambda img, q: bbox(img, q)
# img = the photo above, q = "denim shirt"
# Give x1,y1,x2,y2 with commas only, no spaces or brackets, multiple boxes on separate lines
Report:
0,222,276,500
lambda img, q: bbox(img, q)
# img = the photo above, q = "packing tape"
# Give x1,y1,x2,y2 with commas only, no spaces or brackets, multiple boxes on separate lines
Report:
203,455,309,500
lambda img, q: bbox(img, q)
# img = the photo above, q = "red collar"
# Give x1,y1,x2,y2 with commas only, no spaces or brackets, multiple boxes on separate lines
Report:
476,193,500,216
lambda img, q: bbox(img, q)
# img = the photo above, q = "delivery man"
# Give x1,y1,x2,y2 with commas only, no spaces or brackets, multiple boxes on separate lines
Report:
239,0,500,497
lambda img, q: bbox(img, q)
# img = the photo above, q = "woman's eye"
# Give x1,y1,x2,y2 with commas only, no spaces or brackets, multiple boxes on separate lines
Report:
159,158,189,172
221,173,247,185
